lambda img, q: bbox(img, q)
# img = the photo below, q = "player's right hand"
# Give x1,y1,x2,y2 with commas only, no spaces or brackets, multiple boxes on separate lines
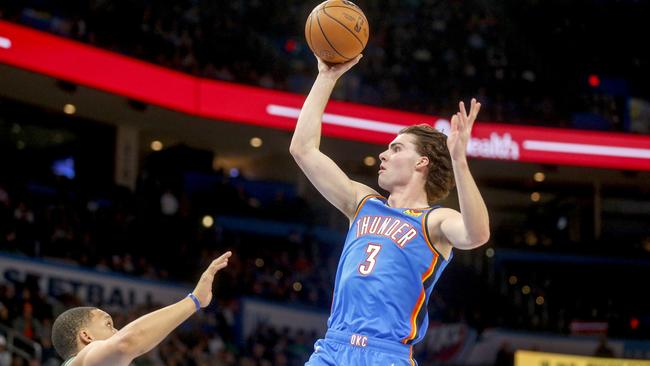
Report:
448,98,481,162
316,54,362,81
192,251,232,308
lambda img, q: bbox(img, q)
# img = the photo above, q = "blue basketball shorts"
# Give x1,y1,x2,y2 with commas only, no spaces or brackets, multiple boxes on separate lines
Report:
305,329,417,366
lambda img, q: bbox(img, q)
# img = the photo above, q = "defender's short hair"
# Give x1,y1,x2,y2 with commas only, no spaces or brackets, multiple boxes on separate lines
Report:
51,307,96,360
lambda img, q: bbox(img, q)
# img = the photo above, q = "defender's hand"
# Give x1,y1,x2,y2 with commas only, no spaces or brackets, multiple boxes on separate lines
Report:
192,251,232,308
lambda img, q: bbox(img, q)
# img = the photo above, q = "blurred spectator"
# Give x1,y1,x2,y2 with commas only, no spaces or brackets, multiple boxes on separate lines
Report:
593,336,615,358
160,189,179,216
0,185,9,207
0,335,11,366
494,341,514,366
12,303,43,342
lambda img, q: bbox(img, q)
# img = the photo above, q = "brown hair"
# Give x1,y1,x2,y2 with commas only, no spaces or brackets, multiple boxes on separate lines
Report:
399,124,455,204
52,307,96,360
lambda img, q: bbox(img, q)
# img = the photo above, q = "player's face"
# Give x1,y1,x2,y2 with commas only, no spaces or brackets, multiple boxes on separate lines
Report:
83,309,118,341
377,133,423,191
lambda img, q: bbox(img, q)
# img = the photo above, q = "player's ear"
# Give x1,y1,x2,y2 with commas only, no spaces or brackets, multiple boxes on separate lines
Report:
79,328,94,345
416,156,429,169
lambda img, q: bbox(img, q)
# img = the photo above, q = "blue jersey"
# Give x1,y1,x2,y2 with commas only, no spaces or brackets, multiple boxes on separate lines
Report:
327,195,453,346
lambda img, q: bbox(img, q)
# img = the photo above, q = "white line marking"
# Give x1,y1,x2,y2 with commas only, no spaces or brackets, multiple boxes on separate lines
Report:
267,104,404,134
523,140,650,159
268,104,650,160
0,36,11,49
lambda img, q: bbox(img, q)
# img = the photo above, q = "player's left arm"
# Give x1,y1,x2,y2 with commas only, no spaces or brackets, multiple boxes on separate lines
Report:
76,252,232,366
435,99,490,250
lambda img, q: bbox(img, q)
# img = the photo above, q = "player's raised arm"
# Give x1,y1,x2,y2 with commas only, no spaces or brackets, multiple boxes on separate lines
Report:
437,99,490,249
290,55,377,220
71,252,232,366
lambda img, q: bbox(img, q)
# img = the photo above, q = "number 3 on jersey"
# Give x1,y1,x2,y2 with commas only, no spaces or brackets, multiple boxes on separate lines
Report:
358,244,382,275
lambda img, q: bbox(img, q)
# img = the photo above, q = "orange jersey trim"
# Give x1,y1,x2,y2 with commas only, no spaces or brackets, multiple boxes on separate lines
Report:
421,210,436,254
421,208,450,260
352,194,385,220
403,252,439,344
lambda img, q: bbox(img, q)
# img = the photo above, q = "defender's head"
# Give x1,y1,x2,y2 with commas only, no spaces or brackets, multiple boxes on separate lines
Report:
51,307,118,360
378,124,455,204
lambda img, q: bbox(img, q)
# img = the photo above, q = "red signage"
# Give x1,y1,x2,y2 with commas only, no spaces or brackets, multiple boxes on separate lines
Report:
1,21,649,171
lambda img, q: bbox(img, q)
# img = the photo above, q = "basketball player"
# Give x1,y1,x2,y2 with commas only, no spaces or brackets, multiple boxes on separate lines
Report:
51,251,232,366
290,54,490,366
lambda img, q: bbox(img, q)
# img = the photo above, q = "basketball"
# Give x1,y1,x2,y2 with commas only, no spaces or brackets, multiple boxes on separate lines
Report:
305,0,370,64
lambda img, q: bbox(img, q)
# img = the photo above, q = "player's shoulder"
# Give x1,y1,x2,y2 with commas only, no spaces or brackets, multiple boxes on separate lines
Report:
426,206,460,229
347,182,382,219
69,338,112,366
67,341,96,366
424,207,459,259
352,181,380,202
427,206,458,217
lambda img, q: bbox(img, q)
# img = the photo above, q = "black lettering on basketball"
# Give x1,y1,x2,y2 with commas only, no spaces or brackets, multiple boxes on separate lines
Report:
320,49,334,59
354,17,364,33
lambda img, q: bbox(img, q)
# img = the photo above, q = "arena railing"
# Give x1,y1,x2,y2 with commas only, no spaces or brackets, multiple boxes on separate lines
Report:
0,323,42,361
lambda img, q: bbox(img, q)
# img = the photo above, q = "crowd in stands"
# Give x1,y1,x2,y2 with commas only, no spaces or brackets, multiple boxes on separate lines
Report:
0,175,330,301
1,165,648,364
0,1,649,363
0,277,316,365
1,0,648,133
0,173,337,365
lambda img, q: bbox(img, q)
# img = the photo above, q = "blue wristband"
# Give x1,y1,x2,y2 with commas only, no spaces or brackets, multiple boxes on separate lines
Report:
187,293,201,311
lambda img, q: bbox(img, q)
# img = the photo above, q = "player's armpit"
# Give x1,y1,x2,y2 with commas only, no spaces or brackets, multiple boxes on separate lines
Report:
291,147,377,219
430,208,487,251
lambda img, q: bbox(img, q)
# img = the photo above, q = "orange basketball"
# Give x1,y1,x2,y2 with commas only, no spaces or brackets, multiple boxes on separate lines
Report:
305,0,370,64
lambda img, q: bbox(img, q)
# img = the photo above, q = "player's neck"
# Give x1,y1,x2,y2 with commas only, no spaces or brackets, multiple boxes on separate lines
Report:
387,185,428,209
